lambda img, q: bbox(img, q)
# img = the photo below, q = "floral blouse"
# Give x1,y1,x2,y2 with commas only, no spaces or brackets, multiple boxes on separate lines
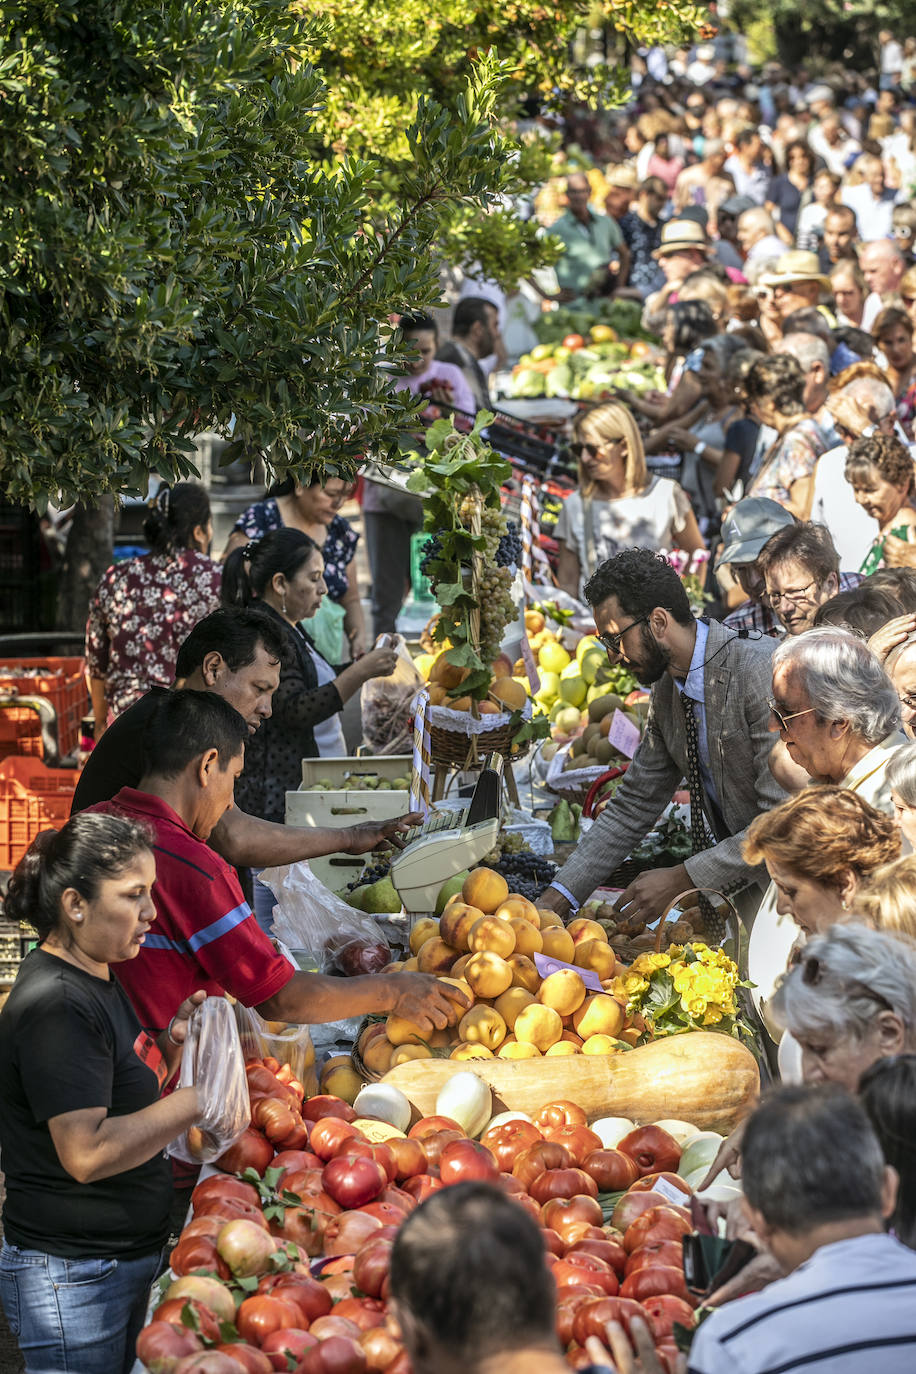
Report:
231,499,358,603
85,550,223,720
748,417,828,508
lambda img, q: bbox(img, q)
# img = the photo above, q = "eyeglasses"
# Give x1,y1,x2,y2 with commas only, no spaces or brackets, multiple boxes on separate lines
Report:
900,692,916,711
768,699,818,732
570,441,600,461
596,614,649,657
763,580,818,609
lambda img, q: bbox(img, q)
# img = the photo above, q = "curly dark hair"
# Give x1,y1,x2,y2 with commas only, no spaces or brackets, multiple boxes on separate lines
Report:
583,548,693,625
743,353,806,416
845,433,916,492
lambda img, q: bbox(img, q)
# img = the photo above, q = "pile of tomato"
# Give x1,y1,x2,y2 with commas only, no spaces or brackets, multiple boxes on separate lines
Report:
137,1061,696,1374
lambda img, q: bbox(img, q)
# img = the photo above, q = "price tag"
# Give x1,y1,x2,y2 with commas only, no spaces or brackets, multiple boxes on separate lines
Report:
651,1176,689,1206
608,708,641,760
534,952,604,993
519,611,541,695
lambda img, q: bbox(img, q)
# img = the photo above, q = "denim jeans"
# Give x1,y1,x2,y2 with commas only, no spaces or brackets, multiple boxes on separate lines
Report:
0,1242,163,1374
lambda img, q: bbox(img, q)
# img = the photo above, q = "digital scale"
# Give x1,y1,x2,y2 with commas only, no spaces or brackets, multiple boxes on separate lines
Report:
390,755,504,914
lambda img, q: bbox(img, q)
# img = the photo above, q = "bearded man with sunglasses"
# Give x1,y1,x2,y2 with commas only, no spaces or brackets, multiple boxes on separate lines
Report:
540,548,787,928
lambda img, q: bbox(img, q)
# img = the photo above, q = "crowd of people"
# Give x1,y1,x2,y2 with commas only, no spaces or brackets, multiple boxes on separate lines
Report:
8,22,916,1374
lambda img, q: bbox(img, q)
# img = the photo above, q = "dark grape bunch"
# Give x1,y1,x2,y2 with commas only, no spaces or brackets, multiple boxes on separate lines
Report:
419,535,441,578
346,855,392,892
493,850,558,902
495,521,522,569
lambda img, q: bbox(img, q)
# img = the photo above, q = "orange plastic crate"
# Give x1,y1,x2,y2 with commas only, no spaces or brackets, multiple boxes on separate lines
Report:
0,756,80,870
0,657,88,761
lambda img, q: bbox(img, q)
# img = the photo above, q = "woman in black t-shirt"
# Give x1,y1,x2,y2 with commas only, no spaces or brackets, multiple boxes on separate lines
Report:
0,813,207,1374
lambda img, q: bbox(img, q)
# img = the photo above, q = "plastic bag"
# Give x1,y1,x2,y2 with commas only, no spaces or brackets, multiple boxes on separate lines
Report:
360,634,423,754
259,860,393,976
234,1001,319,1098
167,997,251,1164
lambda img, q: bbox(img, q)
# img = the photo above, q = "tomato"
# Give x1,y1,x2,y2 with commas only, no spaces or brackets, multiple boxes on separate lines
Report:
555,1291,597,1346
268,1150,322,1180
180,1216,224,1242
640,1294,696,1341
533,1101,588,1131
610,1190,683,1234
629,1170,691,1199
333,1298,387,1332
274,1118,309,1152
512,1141,572,1190
553,1254,619,1296
571,1295,646,1345
562,334,586,350
268,1202,330,1257
359,1326,402,1372
260,1328,317,1370
153,1296,224,1341
215,1343,273,1373
540,1195,604,1240
624,1239,684,1276
528,1168,599,1204
541,1125,603,1164
322,1271,359,1305
401,1175,445,1203
353,1238,394,1299
620,1265,691,1303
253,1097,300,1144
281,1169,341,1214
417,1129,465,1169
511,1191,544,1224
438,1139,500,1186
298,1334,368,1374
542,1227,565,1257
358,1201,411,1228
581,1148,640,1192
322,1209,385,1257
258,1272,333,1324
322,1157,387,1209
479,1120,542,1171
334,1140,398,1184
237,1294,303,1346
623,1205,692,1254
407,1115,464,1139
216,1126,275,1177
566,1236,627,1278
136,1322,204,1368
617,1126,681,1177
386,1137,427,1182
247,1063,294,1103
302,1095,357,1125
378,1184,415,1215
194,1195,269,1228
170,1234,231,1280
310,1315,363,1342
310,1118,364,1162
193,1176,261,1213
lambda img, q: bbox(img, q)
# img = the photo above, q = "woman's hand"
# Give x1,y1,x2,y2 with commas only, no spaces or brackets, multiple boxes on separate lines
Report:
359,644,399,679
166,991,208,1047
347,631,367,660
868,611,916,662
883,533,916,568
665,426,698,451
697,1119,746,1189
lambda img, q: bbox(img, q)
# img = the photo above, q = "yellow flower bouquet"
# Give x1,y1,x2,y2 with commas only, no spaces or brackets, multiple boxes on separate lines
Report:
610,943,752,1042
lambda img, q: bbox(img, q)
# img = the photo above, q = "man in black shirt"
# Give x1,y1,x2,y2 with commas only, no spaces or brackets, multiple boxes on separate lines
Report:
435,297,499,411
72,607,421,870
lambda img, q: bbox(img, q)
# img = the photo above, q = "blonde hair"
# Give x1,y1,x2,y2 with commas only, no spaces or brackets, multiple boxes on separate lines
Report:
678,275,730,323
900,265,916,299
743,786,901,889
857,856,916,940
572,401,648,498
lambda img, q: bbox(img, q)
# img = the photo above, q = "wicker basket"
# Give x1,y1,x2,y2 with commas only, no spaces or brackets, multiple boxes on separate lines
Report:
608,886,742,964
429,717,528,768
351,1014,457,1084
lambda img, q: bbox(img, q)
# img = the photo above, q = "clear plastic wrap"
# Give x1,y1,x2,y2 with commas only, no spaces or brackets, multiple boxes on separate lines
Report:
234,1001,319,1097
167,996,251,1164
360,635,423,754
258,860,393,976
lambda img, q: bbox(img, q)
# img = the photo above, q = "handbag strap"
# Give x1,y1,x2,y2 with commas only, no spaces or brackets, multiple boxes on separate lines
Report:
582,493,598,576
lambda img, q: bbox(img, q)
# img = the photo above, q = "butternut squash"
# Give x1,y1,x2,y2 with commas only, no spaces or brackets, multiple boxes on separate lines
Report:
381,1032,759,1134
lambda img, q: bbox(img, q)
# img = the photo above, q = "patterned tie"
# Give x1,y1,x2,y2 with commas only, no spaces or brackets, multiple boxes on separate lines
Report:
681,695,726,942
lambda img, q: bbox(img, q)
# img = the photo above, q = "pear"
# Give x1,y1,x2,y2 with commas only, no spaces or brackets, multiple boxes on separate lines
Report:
361,876,402,914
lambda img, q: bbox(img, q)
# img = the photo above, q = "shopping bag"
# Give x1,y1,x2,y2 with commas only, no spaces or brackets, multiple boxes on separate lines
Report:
167,996,251,1164
360,634,423,754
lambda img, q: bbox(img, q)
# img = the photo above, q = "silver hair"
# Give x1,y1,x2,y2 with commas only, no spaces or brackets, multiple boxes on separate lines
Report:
738,206,776,236
778,332,830,374
773,627,901,744
842,375,896,419
771,923,916,1043
887,741,916,807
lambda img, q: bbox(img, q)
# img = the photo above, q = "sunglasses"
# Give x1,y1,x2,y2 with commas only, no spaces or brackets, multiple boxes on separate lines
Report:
570,441,600,461
596,614,649,657
768,699,818,732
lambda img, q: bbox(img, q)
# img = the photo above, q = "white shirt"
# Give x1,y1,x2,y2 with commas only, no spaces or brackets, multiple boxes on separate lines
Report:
841,183,898,242
306,645,348,757
861,291,885,332
809,444,877,570
688,1233,916,1374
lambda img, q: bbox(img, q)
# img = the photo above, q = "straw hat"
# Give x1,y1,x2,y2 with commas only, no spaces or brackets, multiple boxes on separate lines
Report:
606,163,638,189
759,250,831,292
652,219,712,259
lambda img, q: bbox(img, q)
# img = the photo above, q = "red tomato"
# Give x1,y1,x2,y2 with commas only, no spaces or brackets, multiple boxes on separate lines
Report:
378,1184,415,1215
629,1170,691,1198
555,1291,596,1346
617,1126,681,1177
298,1334,368,1374
640,1293,696,1340
353,1238,394,1299
529,1168,599,1204
566,1236,628,1278
401,1175,445,1204
193,1195,269,1228
512,1141,573,1190
135,1323,203,1369
309,1118,364,1162
237,1294,303,1346
438,1139,500,1185
322,1209,384,1257
152,1296,223,1341
624,1239,684,1276
215,1343,273,1373
309,1315,363,1343
581,1148,640,1192
623,1205,692,1254
281,1169,341,1214
333,1298,387,1332
562,334,585,351
553,1254,619,1296
169,1234,231,1280
512,1191,544,1224
386,1137,427,1182
268,1203,331,1257
321,1157,387,1209
273,1117,309,1152
542,1125,603,1164
417,1129,465,1169
215,1126,275,1177
620,1266,691,1303
260,1328,317,1371
359,1326,402,1372
302,1095,357,1125
334,1141,397,1184
479,1120,542,1170
270,1150,322,1179
179,1216,224,1242
258,1272,333,1324
571,1295,646,1345
407,1116,464,1139
253,1097,299,1145
358,1201,411,1228
533,1101,588,1131
542,1227,566,1257
540,1195,604,1240
193,1175,261,1213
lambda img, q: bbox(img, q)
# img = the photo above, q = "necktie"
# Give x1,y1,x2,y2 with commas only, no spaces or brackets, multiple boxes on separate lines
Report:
681,695,726,942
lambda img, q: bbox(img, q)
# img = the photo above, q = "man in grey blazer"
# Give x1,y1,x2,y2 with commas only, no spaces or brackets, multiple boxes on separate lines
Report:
540,549,787,925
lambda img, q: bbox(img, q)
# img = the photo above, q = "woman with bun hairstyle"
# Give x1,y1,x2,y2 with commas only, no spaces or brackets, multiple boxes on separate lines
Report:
85,482,221,735
221,530,399,925
0,813,208,1374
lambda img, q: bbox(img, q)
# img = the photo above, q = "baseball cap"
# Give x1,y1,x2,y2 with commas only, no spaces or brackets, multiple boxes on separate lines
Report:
716,498,795,569
719,194,757,218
